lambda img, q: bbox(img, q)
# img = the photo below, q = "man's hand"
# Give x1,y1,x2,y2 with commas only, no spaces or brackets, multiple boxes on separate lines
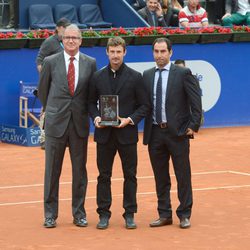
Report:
222,13,231,19
116,116,131,128
186,128,194,139
156,2,163,17
94,116,105,128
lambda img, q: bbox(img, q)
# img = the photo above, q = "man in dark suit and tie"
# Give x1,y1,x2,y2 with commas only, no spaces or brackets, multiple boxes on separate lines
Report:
88,37,149,230
38,24,97,228
138,0,166,26
143,38,202,229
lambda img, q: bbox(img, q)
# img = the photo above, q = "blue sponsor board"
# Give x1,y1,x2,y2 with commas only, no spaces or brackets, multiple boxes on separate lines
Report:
1,124,40,146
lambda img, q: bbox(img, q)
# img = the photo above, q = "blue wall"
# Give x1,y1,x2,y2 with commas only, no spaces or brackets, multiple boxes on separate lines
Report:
1,42,250,129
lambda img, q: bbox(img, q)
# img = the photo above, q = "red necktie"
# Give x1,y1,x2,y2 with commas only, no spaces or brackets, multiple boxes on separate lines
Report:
67,57,75,96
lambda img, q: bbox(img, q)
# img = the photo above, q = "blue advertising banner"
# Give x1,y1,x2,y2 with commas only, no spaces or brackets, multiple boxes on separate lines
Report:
0,43,250,134
1,124,41,146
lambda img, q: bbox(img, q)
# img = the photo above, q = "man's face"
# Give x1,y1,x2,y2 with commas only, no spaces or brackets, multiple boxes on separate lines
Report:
147,0,159,12
153,42,172,68
62,28,82,56
106,45,126,69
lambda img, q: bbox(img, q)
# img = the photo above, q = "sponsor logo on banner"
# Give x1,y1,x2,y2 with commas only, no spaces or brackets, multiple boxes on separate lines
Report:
127,60,221,112
1,124,40,146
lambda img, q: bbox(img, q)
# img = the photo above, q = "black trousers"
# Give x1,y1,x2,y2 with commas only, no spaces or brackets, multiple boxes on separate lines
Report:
148,126,193,220
44,118,88,220
96,131,137,219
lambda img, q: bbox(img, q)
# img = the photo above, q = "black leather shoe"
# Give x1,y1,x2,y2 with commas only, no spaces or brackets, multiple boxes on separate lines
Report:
125,217,137,229
149,217,173,227
44,218,56,228
97,217,109,229
73,217,88,227
180,218,191,229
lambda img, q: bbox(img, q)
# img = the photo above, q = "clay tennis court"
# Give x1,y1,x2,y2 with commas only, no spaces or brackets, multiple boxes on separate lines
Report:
0,126,250,249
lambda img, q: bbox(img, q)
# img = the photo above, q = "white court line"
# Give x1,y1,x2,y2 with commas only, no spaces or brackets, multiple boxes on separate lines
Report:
1,184,250,207
229,170,250,176
0,170,230,190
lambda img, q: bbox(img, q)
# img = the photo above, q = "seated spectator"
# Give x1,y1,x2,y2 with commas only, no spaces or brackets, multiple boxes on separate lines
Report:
133,0,147,10
5,0,15,29
138,0,167,26
178,0,209,28
221,0,250,26
162,0,183,26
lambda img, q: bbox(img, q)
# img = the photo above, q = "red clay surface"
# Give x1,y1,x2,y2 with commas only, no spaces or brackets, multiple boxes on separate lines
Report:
1,127,250,250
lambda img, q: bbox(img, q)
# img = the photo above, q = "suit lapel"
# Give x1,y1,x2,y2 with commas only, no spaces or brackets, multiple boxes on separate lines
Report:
149,67,156,104
59,52,69,90
103,66,113,94
165,64,176,102
115,65,128,94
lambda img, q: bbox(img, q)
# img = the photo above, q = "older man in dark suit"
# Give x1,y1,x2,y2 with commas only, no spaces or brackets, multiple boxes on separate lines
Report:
38,24,96,228
143,38,202,229
89,37,149,230
138,0,167,26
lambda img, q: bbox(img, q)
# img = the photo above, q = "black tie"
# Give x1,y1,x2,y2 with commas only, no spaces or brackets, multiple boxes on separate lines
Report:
155,69,164,124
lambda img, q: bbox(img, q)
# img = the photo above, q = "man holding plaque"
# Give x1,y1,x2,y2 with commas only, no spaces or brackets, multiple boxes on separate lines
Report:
89,37,149,230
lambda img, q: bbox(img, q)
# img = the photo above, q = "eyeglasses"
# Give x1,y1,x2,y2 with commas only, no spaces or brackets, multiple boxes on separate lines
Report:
63,36,81,41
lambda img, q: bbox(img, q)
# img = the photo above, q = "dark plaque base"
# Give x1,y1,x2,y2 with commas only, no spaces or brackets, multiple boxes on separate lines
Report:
99,120,120,126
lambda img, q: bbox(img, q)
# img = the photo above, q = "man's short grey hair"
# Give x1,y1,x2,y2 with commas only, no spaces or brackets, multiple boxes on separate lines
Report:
63,24,82,37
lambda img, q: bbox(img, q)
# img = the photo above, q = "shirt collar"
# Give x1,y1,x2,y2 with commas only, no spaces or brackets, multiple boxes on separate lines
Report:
108,63,125,76
64,51,80,62
155,62,171,72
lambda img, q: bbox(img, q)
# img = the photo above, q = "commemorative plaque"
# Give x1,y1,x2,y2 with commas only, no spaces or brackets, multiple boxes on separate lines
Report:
99,95,119,126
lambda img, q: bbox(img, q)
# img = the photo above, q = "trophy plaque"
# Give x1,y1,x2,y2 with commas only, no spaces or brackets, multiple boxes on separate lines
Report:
99,95,119,126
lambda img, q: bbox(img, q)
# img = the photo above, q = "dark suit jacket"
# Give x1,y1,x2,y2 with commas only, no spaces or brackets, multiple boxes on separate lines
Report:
36,34,63,66
143,64,202,145
38,51,97,138
89,64,149,145
138,7,167,27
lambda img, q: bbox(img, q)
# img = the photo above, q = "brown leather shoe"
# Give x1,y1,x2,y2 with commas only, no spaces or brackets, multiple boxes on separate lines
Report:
149,217,173,227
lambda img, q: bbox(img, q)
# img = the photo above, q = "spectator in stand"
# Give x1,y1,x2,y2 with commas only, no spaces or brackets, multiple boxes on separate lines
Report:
5,0,15,29
133,0,147,10
221,0,250,26
162,0,183,26
178,0,209,28
214,0,227,24
36,18,71,150
138,0,167,26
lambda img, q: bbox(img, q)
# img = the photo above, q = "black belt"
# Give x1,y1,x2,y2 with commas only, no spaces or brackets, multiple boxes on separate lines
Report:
153,123,168,129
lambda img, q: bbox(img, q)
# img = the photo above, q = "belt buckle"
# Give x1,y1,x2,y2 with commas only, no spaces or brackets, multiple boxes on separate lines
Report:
159,123,167,129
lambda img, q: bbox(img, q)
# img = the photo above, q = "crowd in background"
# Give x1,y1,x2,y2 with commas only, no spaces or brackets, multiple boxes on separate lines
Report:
0,0,249,29
135,0,250,27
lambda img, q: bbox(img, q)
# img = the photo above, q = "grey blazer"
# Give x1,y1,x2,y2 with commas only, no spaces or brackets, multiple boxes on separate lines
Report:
38,51,97,138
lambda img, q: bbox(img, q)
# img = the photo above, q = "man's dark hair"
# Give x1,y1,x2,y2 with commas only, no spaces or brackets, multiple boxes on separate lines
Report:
56,18,71,28
174,59,186,66
152,37,172,52
107,37,126,52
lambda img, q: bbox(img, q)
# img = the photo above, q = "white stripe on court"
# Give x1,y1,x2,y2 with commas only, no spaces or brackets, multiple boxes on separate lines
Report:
1,184,250,207
0,171,232,190
228,170,250,176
